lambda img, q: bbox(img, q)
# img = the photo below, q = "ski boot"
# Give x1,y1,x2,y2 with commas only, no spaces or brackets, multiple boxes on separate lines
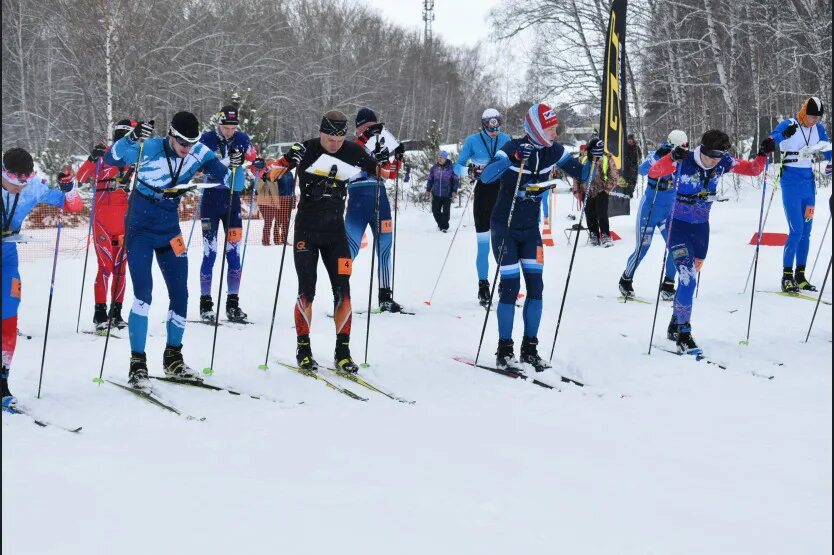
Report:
334,334,359,374
128,352,150,390
618,274,635,298
226,293,249,323
600,234,614,248
795,267,817,292
200,295,216,322
478,279,490,308
667,314,679,342
520,336,552,372
163,344,203,382
675,323,702,356
660,277,676,301
378,287,403,313
1,369,17,412
93,303,109,331
588,232,600,247
781,269,799,294
296,335,319,371
109,302,127,330
496,338,522,372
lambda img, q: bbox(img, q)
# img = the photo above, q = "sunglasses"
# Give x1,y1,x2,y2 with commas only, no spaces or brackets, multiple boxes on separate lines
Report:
169,126,199,147
2,168,33,185
701,148,726,159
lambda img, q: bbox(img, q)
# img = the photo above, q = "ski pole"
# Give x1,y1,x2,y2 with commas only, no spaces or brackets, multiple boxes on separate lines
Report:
203,167,237,376
809,212,831,281
424,189,473,305
93,138,146,384
647,163,684,356
240,185,256,271
37,205,64,399
474,160,527,366
804,255,831,343
363,139,385,367
391,168,400,296
740,159,770,345
95,250,127,383
742,176,777,293
75,158,101,332
548,161,596,361
258,173,296,370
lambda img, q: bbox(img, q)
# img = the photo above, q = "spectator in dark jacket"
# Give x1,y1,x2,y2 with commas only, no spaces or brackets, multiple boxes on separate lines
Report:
424,150,459,231
622,133,642,197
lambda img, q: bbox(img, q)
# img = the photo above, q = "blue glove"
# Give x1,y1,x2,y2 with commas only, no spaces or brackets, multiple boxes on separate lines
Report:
56,170,74,192
513,143,534,162
252,157,266,170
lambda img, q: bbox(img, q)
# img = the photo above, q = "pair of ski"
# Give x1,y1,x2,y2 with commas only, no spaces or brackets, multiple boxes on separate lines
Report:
760,290,832,306
650,344,775,380
275,361,414,404
3,404,83,433
187,318,252,327
453,356,585,390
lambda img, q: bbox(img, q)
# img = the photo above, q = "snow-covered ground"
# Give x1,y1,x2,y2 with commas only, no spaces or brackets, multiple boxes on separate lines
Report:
3,172,831,554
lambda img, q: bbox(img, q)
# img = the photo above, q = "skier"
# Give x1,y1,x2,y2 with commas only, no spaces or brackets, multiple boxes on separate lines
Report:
648,130,772,355
75,119,136,331
103,113,243,389
574,137,620,247
454,108,512,307
424,149,458,232
344,108,405,312
769,97,832,293
2,148,83,410
264,110,395,373
197,105,260,323
618,129,688,300
480,103,587,372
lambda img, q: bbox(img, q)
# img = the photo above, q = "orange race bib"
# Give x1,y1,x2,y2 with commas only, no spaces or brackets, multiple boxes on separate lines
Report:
694,258,705,272
227,227,242,242
536,246,544,264
804,206,815,220
338,257,353,276
381,219,393,233
169,234,187,256
11,278,21,299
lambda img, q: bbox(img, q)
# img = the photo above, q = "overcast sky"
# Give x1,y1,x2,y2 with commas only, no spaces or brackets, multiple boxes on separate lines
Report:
367,0,505,48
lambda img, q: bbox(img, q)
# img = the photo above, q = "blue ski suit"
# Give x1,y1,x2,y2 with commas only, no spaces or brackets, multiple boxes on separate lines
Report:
481,138,586,340
105,135,229,353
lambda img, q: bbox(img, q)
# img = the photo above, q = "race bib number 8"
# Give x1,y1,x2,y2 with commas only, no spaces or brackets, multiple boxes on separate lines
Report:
170,234,187,256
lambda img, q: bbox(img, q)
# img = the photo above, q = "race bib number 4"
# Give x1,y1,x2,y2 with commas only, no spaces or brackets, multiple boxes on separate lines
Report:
338,257,352,276
170,234,187,256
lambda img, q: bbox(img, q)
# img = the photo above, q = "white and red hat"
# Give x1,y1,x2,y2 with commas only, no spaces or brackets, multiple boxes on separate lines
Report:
523,103,559,148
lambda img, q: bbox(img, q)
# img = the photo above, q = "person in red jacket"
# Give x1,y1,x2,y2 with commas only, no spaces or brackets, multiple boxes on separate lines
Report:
75,119,136,331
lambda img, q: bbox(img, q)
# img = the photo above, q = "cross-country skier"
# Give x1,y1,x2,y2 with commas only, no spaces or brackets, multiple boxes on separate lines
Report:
197,105,261,323
480,103,587,372
648,130,772,355
103,113,243,389
454,108,512,307
265,110,396,373
344,108,405,312
575,137,620,247
618,129,688,300
2,148,83,410
75,119,137,331
769,97,832,293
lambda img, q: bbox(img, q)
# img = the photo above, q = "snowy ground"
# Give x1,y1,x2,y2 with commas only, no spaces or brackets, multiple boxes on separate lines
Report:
3,173,831,554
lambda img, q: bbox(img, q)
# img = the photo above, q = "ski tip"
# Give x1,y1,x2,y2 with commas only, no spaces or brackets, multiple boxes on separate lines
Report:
202,367,215,376
423,300,431,306
360,363,370,369
739,340,749,346
92,377,104,384
257,364,269,371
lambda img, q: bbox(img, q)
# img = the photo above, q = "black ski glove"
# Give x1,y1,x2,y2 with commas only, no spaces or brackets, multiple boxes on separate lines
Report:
129,120,154,142
782,122,798,139
89,142,107,162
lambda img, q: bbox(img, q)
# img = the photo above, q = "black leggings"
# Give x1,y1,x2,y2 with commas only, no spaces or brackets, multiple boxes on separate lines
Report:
473,180,499,233
585,192,610,236
293,227,352,337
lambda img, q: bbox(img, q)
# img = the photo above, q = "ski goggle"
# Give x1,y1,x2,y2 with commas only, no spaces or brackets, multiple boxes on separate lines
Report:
482,117,502,132
169,125,200,147
700,148,726,159
2,168,33,186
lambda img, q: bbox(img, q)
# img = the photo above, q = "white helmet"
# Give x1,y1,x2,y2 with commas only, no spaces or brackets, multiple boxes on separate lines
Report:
481,108,502,130
668,129,688,147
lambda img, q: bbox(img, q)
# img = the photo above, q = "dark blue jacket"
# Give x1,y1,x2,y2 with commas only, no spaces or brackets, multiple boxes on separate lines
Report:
482,137,586,230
